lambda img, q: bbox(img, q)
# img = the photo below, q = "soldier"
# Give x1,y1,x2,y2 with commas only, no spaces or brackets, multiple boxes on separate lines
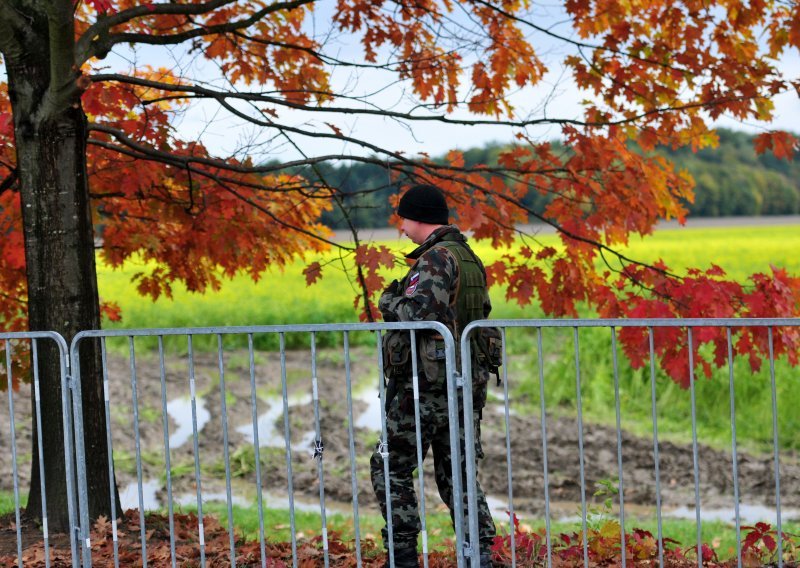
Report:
370,184,496,567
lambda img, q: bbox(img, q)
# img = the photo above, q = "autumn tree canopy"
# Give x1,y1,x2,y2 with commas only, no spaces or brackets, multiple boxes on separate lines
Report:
0,0,799,526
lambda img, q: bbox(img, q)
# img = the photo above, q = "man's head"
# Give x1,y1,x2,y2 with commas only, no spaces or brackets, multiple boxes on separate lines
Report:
397,184,449,244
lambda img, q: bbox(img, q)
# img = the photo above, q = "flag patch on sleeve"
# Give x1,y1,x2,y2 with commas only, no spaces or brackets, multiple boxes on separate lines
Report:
405,272,420,296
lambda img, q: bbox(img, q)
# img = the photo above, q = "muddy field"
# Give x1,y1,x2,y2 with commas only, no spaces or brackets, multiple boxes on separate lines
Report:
3,345,800,529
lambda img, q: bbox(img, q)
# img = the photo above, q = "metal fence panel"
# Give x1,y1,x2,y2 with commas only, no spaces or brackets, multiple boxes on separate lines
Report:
4,317,795,568
69,322,464,568
460,318,799,568
0,331,76,568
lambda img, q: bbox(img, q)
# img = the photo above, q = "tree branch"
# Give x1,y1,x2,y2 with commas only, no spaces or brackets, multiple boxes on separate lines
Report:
470,0,689,73
78,0,315,63
89,122,417,177
89,121,701,315
487,184,682,280
92,72,763,137
0,2,33,60
42,1,80,116
277,131,379,321
76,0,236,61
229,29,455,72
394,160,684,285
86,137,351,253
0,290,26,307
89,115,690,304
91,72,597,128
0,168,18,196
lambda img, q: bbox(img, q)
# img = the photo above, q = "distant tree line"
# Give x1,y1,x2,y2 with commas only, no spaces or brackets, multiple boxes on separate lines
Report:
299,129,799,229
661,129,800,217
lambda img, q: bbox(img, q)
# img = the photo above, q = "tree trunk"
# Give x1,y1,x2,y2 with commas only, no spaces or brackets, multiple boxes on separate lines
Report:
5,11,119,532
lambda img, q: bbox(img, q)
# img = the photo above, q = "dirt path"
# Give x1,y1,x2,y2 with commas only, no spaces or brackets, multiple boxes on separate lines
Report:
2,346,799,527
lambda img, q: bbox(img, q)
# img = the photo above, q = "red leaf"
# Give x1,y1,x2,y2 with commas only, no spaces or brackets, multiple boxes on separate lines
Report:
325,122,343,136
100,301,123,322
754,131,798,160
303,262,323,285
84,0,115,13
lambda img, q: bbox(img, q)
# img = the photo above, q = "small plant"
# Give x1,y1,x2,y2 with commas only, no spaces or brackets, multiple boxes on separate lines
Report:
490,513,547,565
487,512,800,567
741,521,798,566
586,477,619,531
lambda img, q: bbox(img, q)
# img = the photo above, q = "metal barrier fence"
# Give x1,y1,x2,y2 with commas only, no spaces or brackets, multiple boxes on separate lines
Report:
68,322,468,568
0,331,77,568
1,319,799,567
461,318,800,568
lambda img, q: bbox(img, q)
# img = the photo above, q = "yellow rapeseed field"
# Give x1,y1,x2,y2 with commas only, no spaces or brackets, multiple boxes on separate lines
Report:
98,224,799,329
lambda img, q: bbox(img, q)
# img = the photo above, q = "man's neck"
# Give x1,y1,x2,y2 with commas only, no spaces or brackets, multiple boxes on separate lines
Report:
419,224,445,243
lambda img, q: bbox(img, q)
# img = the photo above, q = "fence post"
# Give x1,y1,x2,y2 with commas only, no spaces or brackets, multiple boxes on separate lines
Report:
460,325,480,567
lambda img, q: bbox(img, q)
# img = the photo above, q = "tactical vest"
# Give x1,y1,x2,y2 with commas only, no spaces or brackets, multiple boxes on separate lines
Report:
436,236,503,386
433,236,488,341
384,232,501,387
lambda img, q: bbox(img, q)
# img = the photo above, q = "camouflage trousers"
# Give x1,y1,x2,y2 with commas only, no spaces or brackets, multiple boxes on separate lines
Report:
369,372,496,553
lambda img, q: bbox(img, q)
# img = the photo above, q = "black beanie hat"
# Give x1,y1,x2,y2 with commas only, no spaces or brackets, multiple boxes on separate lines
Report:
397,184,449,225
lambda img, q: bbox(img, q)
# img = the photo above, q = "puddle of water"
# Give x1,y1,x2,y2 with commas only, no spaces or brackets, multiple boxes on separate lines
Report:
120,479,162,511
261,491,327,514
355,391,383,431
297,430,317,457
236,393,313,450
491,405,518,417
167,397,211,449
666,504,800,524
485,495,513,520
172,490,345,515
354,388,516,429
175,491,251,508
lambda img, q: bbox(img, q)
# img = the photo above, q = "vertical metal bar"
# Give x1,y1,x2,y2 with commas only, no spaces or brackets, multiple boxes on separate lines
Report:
610,329,626,568
64,340,82,568
31,340,51,568
727,327,742,568
572,328,589,568
100,338,120,568
648,328,663,566
536,328,552,568
187,335,206,567
247,334,267,568
442,330,464,568
768,328,783,568
5,340,22,568
156,337,176,568
128,337,147,567
499,328,516,568
311,332,330,568
377,331,396,567
410,330,428,568
216,335,237,567
279,333,299,568
461,331,480,567
343,331,363,566
688,328,702,568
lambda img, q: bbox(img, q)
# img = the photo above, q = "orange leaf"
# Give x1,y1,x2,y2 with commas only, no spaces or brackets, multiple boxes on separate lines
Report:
303,262,323,285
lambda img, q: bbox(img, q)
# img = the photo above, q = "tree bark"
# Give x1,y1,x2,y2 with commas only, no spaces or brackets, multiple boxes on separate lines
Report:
3,3,119,532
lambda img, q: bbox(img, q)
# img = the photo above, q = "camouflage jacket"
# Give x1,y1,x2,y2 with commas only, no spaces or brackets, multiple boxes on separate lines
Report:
378,225,491,338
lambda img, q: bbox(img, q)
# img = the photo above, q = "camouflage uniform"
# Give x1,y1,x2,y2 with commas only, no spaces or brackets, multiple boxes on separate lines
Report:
370,225,496,558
